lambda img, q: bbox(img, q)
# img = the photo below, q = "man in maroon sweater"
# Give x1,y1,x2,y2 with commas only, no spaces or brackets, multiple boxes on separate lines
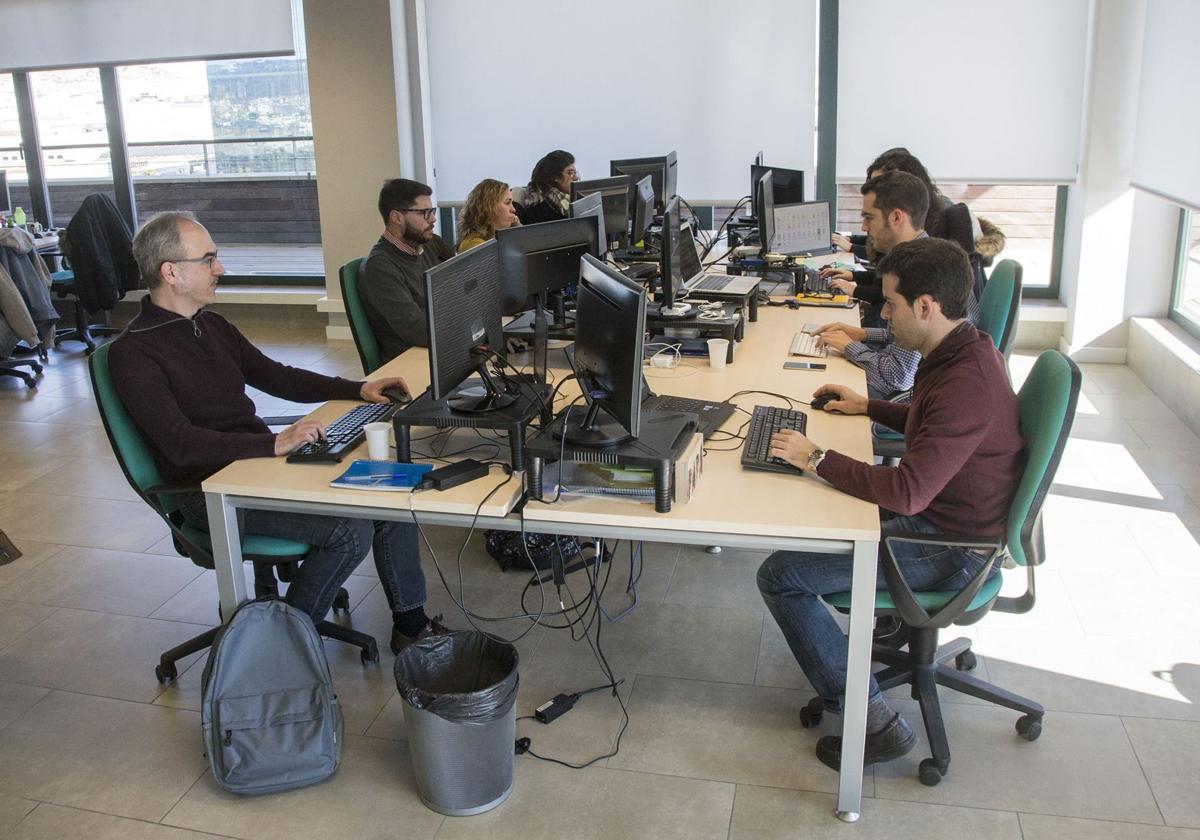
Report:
110,212,447,652
757,237,1024,771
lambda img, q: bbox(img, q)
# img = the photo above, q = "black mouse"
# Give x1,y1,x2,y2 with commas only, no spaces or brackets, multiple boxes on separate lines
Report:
381,385,411,404
810,393,837,411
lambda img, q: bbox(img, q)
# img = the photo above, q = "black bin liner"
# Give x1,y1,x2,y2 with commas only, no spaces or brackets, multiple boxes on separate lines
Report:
394,631,519,724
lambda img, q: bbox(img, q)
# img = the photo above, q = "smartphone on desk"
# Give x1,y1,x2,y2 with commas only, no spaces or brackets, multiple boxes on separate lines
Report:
783,361,827,371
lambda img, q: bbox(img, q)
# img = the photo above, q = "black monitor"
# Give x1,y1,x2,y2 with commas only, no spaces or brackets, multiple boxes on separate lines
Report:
571,175,631,247
754,170,775,254
559,253,648,447
424,239,514,414
495,217,600,315
751,163,804,205
630,175,655,247
570,191,607,250
609,150,677,211
654,196,696,319
0,171,10,215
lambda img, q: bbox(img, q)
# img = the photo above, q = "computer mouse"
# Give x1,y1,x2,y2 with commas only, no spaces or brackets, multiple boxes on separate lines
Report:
381,385,411,404
810,393,837,411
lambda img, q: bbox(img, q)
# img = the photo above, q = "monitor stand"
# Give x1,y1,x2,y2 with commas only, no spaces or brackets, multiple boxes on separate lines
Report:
552,400,632,447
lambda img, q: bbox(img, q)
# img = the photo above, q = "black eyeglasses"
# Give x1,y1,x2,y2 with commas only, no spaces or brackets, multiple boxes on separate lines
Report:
168,255,219,269
398,208,438,220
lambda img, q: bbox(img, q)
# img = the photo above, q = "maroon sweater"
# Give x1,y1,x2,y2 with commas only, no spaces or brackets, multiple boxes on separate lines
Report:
109,298,363,486
817,323,1025,538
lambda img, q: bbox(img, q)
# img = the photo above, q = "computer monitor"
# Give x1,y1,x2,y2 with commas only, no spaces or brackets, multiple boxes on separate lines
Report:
0,170,10,215
571,175,631,247
569,191,607,251
629,175,655,247
751,163,804,205
654,196,696,319
559,253,648,447
754,170,775,254
609,150,677,211
772,200,833,256
495,217,600,315
424,239,515,414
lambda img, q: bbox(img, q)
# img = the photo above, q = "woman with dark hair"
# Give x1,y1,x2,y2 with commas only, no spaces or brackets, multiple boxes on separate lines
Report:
516,150,578,225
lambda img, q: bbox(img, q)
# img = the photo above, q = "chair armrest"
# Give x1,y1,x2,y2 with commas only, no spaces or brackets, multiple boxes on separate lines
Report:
880,531,1005,630
145,482,202,497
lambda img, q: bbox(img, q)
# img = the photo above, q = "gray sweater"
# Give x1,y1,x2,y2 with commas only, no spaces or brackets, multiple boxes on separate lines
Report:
359,236,445,362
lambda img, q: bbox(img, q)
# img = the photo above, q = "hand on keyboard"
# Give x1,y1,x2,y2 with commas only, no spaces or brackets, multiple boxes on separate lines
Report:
275,419,327,456
813,329,854,354
768,427,816,470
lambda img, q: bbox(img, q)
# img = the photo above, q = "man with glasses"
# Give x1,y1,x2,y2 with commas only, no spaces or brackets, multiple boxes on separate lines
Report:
360,178,453,362
110,211,448,652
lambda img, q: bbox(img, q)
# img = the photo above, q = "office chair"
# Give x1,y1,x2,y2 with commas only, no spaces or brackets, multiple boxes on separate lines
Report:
809,349,1080,786
338,257,382,376
88,343,380,684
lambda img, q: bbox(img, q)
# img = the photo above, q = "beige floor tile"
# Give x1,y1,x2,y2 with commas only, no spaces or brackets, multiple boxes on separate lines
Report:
1129,418,1200,452
0,794,37,833
149,569,243,626
730,785,1022,839
0,690,208,822
0,599,59,651
1136,518,1200,576
1079,364,1153,396
608,675,842,793
29,424,121,458
524,600,763,685
0,452,72,492
0,680,51,731
0,608,209,702
145,533,183,557
1128,450,1200,486
18,455,140,502
29,376,98,399
0,546,203,616
873,702,1162,823
666,546,769,611
36,399,105,427
1060,569,1200,640
1081,392,1180,421
0,540,62,589
0,394,83,423
10,803,230,840
0,419,65,449
1123,717,1200,828
754,611,818,690
163,734,444,840
0,490,167,552
1068,416,1150,450
1019,813,1200,839
433,761,735,840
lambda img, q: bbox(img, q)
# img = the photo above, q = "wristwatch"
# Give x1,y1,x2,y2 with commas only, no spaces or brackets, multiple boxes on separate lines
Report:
806,447,827,472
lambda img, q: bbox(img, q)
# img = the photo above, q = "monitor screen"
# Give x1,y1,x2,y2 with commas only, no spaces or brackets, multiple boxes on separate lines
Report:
571,175,630,246
751,163,804,205
630,175,655,246
424,239,511,412
772,201,832,255
569,191,607,253
678,222,703,280
755,170,775,253
610,150,677,210
495,217,600,314
566,253,648,445
0,170,10,215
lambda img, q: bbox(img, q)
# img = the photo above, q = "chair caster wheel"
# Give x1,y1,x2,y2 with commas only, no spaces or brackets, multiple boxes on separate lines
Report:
332,589,351,613
955,650,977,671
1016,714,1042,741
799,697,824,728
918,758,944,786
155,662,178,684
361,641,380,665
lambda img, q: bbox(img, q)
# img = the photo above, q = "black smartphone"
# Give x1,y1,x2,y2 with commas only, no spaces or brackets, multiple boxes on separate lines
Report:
783,361,827,370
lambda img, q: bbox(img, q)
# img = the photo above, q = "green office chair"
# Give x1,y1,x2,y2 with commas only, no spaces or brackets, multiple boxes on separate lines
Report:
809,349,1080,786
88,343,379,684
338,257,381,375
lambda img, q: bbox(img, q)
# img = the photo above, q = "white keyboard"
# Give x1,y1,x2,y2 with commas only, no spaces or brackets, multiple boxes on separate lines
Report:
789,331,828,358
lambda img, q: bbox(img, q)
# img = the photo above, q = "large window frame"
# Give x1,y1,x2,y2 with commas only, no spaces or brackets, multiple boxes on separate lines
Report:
1170,208,1200,341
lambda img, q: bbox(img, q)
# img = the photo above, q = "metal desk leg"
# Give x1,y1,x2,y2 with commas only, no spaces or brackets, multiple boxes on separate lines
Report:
206,491,247,623
836,537,879,822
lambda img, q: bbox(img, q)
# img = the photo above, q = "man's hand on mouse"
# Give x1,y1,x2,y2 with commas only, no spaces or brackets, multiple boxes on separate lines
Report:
811,384,868,415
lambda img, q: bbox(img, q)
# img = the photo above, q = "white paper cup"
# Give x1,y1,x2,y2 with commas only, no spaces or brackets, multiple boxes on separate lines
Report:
707,338,730,369
363,422,392,461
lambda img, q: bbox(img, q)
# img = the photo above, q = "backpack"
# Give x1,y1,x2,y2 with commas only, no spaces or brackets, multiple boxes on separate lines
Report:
200,598,343,795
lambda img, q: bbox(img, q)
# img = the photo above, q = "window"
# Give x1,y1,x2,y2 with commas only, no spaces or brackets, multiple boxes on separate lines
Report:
1170,209,1200,340
0,74,25,181
836,182,1065,299
29,68,112,181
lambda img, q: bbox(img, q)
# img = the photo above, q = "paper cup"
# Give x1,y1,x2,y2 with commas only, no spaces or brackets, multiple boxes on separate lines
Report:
707,338,730,369
363,422,392,461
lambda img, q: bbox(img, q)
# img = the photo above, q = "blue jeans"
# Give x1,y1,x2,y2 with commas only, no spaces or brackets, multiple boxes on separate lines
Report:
756,513,995,710
181,493,425,622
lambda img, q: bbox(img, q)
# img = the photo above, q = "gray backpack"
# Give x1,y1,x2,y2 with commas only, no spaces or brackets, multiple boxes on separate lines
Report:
200,598,343,795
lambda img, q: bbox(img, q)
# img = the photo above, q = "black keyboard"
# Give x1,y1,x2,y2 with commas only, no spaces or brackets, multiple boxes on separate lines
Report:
286,402,400,464
621,262,659,280
740,405,808,475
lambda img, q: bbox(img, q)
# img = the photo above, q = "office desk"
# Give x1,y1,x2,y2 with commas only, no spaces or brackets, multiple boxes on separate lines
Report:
201,303,880,822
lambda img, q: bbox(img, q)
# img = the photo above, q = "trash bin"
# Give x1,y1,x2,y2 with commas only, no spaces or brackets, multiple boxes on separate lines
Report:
393,631,519,816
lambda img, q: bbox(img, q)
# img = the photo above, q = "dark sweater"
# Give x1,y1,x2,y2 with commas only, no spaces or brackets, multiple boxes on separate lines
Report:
109,298,362,486
359,236,445,363
817,323,1025,538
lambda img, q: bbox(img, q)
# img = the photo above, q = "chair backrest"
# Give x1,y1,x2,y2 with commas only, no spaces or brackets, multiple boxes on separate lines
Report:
978,259,1023,359
1006,350,1080,567
338,257,381,375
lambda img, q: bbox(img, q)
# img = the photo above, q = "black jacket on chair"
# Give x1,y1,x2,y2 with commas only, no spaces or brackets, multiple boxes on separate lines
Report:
64,194,140,314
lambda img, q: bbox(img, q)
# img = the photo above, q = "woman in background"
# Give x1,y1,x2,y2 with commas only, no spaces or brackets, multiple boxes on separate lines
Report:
516,150,578,225
457,179,520,253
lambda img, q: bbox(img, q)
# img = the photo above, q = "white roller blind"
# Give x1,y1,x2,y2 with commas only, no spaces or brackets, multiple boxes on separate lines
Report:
0,0,296,72
836,0,1089,184
1132,0,1200,211
424,0,817,201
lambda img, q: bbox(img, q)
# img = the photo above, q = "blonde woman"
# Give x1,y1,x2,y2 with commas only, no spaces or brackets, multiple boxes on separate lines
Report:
457,179,521,253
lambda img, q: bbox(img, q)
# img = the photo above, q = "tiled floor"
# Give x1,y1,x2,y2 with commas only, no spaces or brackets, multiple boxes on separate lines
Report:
1,327,1199,840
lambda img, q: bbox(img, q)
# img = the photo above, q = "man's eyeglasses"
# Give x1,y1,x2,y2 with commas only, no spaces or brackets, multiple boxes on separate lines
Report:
399,208,438,221
168,255,219,269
